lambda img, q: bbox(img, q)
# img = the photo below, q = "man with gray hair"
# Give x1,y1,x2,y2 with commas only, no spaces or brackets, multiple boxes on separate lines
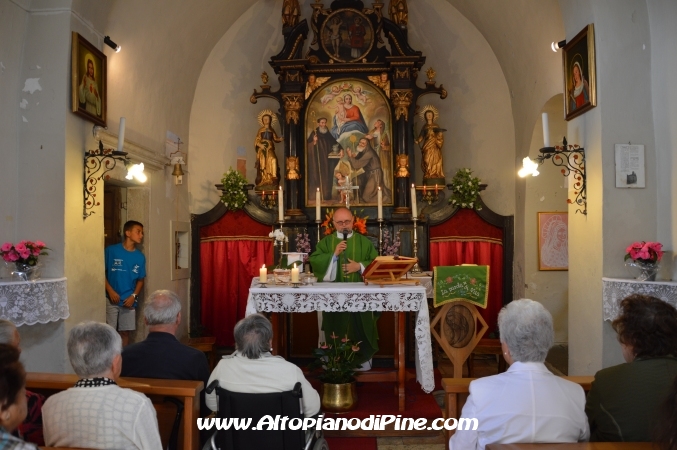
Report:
121,290,210,418
42,321,162,450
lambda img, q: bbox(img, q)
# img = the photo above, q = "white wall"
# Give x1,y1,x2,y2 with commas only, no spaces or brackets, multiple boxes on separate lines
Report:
524,95,569,343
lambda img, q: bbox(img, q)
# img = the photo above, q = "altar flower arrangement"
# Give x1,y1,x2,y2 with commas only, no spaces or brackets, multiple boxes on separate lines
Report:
321,209,368,236
295,231,311,263
449,168,482,210
624,241,663,264
309,333,362,384
1,240,48,266
220,168,248,211
382,228,401,256
269,228,288,243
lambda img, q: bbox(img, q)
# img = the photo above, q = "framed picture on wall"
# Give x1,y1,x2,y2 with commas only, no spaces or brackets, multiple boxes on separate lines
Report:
562,24,596,121
538,212,568,271
71,32,107,127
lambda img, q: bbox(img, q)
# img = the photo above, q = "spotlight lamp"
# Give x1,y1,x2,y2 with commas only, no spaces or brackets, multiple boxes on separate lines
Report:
104,36,121,52
519,137,587,215
551,39,566,52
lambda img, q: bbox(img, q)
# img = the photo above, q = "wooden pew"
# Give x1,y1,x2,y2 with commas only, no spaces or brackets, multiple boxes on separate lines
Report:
442,376,595,450
27,373,203,450
486,444,654,450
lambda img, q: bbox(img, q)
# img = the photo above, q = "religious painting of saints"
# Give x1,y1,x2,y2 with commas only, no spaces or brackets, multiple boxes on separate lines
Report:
320,10,374,63
562,24,596,121
538,212,568,271
305,78,394,208
71,32,107,127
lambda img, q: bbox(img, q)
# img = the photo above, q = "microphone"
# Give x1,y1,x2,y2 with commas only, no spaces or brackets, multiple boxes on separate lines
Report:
342,229,349,275
343,229,349,241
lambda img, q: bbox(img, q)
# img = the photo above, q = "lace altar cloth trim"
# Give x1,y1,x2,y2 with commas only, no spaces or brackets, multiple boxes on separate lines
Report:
246,280,435,393
0,277,69,326
602,277,677,321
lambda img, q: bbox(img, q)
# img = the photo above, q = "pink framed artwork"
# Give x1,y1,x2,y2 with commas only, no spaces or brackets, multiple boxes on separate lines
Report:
538,212,568,271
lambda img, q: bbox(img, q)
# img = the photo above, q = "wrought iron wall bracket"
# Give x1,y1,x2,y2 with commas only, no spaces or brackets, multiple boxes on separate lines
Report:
536,137,586,215
83,143,129,218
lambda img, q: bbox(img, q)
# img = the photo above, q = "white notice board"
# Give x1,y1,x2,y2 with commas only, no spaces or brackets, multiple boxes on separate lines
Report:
615,144,645,188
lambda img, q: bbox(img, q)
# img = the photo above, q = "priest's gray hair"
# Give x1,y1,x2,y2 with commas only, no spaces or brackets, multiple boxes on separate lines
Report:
68,321,122,378
234,314,273,359
0,320,17,345
498,298,553,363
145,290,181,325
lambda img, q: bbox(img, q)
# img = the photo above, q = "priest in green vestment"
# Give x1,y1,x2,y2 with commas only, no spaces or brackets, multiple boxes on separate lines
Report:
309,207,379,366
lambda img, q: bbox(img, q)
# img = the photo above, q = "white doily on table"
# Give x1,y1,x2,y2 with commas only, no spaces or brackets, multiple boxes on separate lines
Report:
602,277,677,321
246,280,435,393
0,278,69,326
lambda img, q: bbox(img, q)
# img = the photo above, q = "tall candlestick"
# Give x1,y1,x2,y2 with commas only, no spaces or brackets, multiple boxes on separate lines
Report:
377,186,383,220
117,117,126,153
542,112,550,148
410,184,417,218
278,185,284,222
259,264,267,283
291,263,299,283
316,188,321,221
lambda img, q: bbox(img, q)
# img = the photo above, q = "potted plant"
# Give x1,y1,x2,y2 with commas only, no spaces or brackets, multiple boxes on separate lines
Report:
624,241,663,281
309,333,362,412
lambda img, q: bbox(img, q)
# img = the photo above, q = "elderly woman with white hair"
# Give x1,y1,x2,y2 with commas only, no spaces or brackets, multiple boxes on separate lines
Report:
206,314,320,417
42,322,162,450
449,299,589,450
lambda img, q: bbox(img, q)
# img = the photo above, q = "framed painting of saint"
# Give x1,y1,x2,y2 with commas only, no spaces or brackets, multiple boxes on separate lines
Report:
305,78,393,208
320,10,374,63
71,32,107,127
562,24,596,121
538,212,568,271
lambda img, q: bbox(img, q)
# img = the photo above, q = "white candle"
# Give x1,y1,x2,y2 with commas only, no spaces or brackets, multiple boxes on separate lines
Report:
377,186,383,220
117,117,126,152
259,264,267,283
316,188,321,221
278,185,284,222
291,263,299,283
542,112,550,148
410,184,417,218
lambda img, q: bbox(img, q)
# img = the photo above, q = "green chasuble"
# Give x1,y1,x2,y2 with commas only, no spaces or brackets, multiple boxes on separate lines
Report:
309,232,379,364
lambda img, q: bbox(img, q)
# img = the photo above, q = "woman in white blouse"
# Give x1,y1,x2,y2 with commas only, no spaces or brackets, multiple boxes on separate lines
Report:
449,299,589,450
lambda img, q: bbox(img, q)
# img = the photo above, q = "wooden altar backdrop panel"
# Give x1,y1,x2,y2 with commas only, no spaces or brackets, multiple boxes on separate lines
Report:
198,209,273,346
429,207,512,334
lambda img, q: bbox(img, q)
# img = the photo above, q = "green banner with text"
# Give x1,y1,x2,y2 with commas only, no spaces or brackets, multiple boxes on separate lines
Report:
433,265,489,308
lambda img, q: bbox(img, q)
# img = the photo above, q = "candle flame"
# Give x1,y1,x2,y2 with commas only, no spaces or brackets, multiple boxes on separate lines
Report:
262,264,266,269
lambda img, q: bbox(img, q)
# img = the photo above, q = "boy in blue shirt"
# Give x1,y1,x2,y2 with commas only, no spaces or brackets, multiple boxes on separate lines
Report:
105,220,146,346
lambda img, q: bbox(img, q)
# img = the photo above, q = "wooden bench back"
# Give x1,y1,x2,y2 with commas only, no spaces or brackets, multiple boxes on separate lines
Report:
27,373,203,450
441,376,595,450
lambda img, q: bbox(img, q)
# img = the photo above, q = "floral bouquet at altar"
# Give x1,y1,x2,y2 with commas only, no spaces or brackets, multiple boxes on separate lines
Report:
624,241,663,281
308,333,362,384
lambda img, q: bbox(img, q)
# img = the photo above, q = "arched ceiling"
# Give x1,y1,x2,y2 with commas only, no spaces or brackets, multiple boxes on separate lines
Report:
100,0,564,155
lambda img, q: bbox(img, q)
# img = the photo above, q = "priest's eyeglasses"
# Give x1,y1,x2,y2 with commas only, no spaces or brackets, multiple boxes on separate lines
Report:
334,219,353,226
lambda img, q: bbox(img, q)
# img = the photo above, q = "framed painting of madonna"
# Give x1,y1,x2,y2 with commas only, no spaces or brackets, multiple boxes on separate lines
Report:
562,24,596,121
305,78,394,208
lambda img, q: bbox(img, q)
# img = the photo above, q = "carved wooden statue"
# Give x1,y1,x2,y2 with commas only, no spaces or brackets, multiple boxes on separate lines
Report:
254,110,283,188
389,0,408,27
415,106,446,183
282,0,300,29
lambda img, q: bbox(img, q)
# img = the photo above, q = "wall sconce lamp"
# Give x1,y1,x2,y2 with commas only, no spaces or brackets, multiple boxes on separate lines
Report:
551,39,566,52
519,136,587,215
104,36,121,53
83,141,147,218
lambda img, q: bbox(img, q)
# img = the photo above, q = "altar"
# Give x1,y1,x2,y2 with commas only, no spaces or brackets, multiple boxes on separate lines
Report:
246,278,435,411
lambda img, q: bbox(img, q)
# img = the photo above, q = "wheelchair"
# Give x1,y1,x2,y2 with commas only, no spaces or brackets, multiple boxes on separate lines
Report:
203,380,329,450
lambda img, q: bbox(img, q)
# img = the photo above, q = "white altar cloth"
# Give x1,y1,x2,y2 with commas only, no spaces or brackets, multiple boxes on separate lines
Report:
602,277,677,321
246,279,435,393
0,277,69,326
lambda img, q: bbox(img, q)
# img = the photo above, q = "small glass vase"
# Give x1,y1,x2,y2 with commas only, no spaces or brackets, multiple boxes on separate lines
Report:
624,259,659,281
4,261,42,281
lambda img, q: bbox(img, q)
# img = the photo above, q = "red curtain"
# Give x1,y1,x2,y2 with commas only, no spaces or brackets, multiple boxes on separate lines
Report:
429,240,503,335
199,210,273,346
